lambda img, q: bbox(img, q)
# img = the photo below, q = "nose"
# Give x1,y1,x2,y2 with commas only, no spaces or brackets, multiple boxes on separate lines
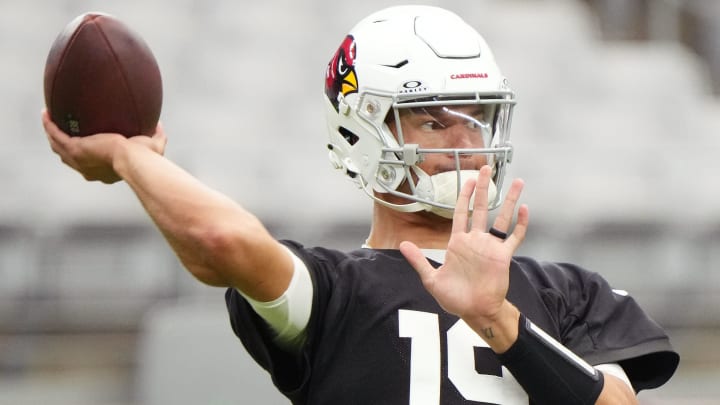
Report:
445,123,484,149
443,123,490,168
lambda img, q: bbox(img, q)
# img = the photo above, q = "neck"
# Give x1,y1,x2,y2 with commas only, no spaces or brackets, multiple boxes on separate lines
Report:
365,202,453,249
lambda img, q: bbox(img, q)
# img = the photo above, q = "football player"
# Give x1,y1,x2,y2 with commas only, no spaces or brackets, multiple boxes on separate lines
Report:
42,5,678,405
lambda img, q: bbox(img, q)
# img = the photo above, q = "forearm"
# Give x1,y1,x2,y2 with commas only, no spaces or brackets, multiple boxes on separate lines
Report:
465,302,636,405
112,141,246,251
111,141,291,299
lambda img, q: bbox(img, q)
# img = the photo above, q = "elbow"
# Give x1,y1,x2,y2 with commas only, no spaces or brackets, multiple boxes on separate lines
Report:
182,215,267,286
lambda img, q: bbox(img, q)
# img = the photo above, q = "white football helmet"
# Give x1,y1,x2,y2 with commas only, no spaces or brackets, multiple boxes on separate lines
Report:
324,5,516,217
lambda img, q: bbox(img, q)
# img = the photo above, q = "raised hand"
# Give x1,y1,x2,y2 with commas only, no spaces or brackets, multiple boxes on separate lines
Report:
399,165,529,323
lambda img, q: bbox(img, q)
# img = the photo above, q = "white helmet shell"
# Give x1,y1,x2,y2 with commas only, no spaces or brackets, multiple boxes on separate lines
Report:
324,6,515,215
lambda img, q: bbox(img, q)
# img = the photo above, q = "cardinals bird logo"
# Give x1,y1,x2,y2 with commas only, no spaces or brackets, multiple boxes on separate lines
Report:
325,35,358,111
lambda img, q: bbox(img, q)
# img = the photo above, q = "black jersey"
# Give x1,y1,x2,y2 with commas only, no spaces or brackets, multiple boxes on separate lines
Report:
225,241,678,405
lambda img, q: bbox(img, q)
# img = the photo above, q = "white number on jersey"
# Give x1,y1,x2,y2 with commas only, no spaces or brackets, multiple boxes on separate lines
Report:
399,309,529,405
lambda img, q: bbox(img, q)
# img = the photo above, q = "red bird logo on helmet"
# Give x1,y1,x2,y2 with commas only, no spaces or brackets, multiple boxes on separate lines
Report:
325,35,358,111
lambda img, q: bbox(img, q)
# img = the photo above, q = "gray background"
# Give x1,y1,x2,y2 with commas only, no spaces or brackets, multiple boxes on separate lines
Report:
1,0,719,404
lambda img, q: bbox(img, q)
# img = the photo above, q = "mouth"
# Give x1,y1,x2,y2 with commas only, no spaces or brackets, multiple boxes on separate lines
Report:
433,162,481,174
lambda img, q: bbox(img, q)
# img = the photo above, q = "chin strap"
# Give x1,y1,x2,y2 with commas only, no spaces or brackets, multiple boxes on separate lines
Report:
358,174,430,213
360,169,497,218
360,183,428,213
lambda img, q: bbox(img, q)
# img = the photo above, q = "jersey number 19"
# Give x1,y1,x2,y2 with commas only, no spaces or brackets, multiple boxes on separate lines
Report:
399,309,528,405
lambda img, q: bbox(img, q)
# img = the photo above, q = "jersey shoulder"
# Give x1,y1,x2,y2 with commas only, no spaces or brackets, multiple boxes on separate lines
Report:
512,256,603,292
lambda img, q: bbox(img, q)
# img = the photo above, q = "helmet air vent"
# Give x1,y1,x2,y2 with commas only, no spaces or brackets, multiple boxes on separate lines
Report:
339,126,360,145
381,59,409,69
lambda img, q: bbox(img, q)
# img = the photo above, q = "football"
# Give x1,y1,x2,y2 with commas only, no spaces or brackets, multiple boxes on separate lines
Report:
43,12,163,137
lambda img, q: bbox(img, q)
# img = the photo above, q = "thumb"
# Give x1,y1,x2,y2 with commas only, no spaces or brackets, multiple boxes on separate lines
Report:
399,241,435,283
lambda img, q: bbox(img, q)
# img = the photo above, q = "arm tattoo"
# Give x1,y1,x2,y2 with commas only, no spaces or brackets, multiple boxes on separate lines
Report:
482,327,495,339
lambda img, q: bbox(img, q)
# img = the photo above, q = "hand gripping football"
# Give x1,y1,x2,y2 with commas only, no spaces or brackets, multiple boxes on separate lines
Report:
43,12,163,137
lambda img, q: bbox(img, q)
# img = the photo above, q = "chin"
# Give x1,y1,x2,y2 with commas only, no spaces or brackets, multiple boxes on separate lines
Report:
417,209,454,222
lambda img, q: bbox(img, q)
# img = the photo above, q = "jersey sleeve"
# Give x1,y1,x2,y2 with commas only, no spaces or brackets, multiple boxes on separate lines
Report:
225,287,308,400
529,260,679,392
224,240,342,403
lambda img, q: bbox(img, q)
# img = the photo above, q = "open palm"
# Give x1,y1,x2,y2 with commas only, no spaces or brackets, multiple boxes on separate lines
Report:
400,165,529,321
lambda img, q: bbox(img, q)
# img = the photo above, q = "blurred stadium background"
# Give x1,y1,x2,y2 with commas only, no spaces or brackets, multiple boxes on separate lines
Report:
1,0,719,403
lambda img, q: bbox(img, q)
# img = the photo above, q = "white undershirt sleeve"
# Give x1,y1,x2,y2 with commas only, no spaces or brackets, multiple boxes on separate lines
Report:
235,245,313,352
595,363,633,391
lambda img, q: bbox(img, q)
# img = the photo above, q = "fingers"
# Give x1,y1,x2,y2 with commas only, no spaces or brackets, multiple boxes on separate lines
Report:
491,178,524,234
152,121,168,152
42,109,60,142
399,240,436,283
506,204,529,250
478,175,528,253
130,121,168,155
470,165,493,230
41,108,51,128
42,109,70,157
42,109,64,138
451,177,476,234
488,177,528,251
154,121,167,143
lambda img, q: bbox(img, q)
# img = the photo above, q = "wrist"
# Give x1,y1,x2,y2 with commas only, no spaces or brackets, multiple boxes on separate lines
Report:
465,301,520,353
111,137,139,178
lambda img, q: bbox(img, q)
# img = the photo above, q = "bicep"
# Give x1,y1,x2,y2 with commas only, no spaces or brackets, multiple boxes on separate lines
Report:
207,218,295,301
237,246,314,352
230,235,297,301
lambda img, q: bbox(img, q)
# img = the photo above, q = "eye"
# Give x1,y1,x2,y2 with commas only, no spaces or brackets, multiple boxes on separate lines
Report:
466,118,490,131
420,120,445,131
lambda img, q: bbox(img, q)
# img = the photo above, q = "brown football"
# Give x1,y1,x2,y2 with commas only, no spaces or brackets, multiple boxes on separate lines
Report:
43,12,162,137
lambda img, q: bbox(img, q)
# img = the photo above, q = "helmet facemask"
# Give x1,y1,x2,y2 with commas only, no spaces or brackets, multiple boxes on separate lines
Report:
365,94,515,218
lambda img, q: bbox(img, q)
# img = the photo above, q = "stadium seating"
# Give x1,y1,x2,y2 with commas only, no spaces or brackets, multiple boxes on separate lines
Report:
1,0,720,404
